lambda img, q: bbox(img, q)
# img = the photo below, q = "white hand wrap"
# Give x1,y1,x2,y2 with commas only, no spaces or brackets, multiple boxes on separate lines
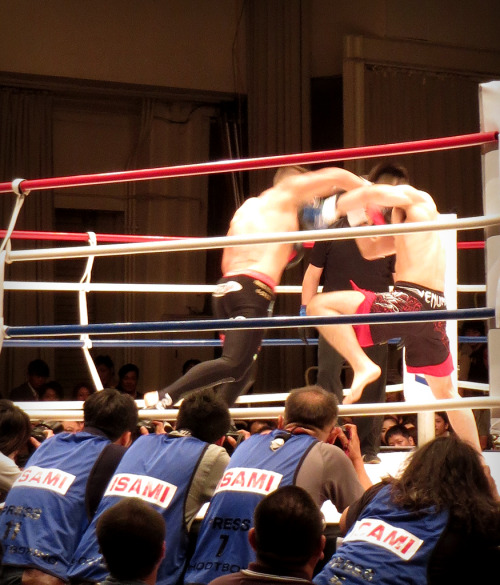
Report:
320,194,339,227
347,208,369,227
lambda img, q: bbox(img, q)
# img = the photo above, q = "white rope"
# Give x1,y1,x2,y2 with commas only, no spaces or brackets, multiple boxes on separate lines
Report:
17,395,500,422
6,214,500,263
2,281,487,294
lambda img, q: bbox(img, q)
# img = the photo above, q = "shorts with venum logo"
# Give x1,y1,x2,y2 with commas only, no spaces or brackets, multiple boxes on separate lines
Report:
352,280,453,376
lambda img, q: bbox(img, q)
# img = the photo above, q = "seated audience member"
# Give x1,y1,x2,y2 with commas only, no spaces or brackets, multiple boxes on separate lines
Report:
314,435,500,585
208,486,326,585
0,389,138,585
116,363,143,399
184,385,371,585
435,411,453,438
94,354,116,389
9,358,50,401
95,497,166,585
248,419,277,435
68,388,231,585
0,400,31,501
380,415,400,446
384,424,415,448
39,380,64,401
73,382,95,402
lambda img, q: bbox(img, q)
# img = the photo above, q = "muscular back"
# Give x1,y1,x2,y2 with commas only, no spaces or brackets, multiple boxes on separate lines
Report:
221,192,298,283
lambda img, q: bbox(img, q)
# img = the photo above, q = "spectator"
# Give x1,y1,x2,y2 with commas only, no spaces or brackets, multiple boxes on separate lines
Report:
96,497,166,585
384,424,415,448
39,380,64,401
248,419,277,435
380,415,400,446
184,385,371,585
208,486,326,585
94,355,116,389
68,388,231,585
0,389,138,585
9,358,50,401
314,435,500,585
0,400,31,502
301,162,408,465
72,382,95,402
116,363,143,399
434,411,453,438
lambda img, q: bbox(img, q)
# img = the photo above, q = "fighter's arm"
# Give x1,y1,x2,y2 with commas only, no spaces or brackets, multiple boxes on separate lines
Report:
268,166,368,208
336,183,432,216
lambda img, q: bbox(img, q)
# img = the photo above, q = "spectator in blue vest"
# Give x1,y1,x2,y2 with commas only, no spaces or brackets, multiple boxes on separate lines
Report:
314,435,500,585
67,388,231,585
0,388,138,585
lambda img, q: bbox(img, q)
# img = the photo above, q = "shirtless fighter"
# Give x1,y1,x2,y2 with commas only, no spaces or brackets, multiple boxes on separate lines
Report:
144,166,367,409
306,182,482,451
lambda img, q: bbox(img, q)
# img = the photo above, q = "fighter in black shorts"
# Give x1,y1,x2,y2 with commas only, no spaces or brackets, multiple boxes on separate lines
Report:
155,271,275,408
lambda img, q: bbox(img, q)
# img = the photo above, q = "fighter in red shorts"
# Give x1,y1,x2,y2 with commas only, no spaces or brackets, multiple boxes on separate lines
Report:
307,182,481,452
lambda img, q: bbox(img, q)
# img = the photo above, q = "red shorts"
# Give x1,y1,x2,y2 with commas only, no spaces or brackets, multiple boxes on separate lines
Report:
352,281,453,377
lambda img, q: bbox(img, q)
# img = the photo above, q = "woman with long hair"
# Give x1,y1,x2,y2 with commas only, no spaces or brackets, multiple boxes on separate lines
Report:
314,435,500,585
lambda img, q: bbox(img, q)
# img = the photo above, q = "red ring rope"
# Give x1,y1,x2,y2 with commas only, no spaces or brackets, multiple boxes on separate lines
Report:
0,131,496,194
0,230,486,250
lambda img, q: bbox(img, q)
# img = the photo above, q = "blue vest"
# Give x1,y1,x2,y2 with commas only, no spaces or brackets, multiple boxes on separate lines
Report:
313,485,449,585
184,429,318,585
68,433,208,585
0,432,110,580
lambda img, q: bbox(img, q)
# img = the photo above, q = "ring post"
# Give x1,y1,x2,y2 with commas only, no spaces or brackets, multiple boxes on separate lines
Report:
479,81,500,422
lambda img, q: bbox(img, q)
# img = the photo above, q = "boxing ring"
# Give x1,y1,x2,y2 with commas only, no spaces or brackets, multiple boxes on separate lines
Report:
1,81,500,485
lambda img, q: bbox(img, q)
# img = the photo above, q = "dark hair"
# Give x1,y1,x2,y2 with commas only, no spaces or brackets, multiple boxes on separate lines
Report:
39,380,64,400
284,385,338,431
254,486,324,567
368,161,409,185
175,388,230,443
27,358,50,378
94,355,115,370
84,389,138,441
72,382,95,400
273,165,309,185
96,498,165,580
118,363,139,380
0,400,31,457
383,435,500,533
384,424,412,444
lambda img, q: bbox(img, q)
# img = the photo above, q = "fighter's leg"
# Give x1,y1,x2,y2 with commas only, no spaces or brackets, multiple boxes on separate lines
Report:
424,373,481,452
163,326,264,405
307,291,381,405
217,359,258,407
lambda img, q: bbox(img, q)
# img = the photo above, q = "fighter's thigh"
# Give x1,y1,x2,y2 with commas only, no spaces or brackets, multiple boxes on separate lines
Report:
307,290,366,315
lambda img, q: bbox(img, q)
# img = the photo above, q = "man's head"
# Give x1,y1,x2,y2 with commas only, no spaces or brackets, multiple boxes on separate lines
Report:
273,165,308,186
27,358,50,393
94,354,115,388
385,424,415,447
175,388,231,443
250,486,325,573
368,162,409,186
284,385,338,439
84,388,138,442
96,498,165,582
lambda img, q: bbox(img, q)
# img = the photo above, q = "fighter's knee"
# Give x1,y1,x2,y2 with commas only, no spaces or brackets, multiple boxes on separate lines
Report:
306,295,321,316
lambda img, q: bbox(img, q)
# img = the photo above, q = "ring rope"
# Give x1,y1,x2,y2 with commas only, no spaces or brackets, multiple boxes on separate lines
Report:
6,215,500,264
4,307,494,338
0,131,496,195
1,281,487,294
0,335,487,348
0,229,486,250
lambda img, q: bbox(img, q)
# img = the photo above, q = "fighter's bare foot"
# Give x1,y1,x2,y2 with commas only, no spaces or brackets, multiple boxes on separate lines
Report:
343,364,381,405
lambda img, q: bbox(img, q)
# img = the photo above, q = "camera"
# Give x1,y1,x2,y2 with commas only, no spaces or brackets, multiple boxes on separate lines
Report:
333,425,350,452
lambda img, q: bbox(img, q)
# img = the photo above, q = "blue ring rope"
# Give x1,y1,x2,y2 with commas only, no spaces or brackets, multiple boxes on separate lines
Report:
4,307,494,338
1,335,488,348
